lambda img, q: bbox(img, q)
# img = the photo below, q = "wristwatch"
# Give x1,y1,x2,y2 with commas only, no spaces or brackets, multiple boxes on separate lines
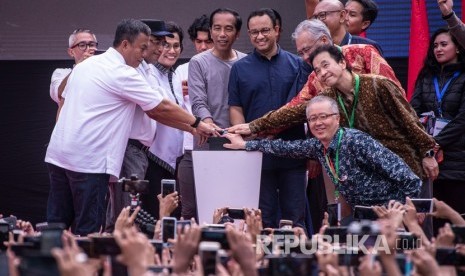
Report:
424,149,435,158
190,116,201,128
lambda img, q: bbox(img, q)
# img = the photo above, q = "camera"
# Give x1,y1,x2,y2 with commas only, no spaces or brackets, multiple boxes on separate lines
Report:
121,174,149,194
348,220,380,247
10,223,65,276
227,208,245,220
395,232,419,251
265,254,317,276
201,227,230,249
323,226,348,244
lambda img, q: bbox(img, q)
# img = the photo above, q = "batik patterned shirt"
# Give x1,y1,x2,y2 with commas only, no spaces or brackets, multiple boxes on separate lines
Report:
249,43,404,134
245,128,421,207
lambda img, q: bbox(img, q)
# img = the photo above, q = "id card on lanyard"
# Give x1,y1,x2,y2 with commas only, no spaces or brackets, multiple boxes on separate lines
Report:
433,117,450,137
433,71,460,117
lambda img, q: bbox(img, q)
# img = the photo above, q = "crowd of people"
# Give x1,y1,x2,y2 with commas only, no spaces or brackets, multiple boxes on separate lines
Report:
1,0,465,275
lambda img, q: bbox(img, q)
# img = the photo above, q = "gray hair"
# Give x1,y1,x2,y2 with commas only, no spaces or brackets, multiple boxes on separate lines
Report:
306,95,339,116
291,19,333,44
68,29,97,48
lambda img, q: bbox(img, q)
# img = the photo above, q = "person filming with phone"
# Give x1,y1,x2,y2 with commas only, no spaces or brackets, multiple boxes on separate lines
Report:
224,95,421,224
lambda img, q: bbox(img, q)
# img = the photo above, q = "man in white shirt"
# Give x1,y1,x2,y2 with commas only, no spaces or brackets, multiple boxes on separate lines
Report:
104,19,174,232
45,19,212,236
49,29,98,110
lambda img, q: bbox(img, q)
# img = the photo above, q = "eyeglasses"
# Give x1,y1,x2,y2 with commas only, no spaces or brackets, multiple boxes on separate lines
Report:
163,42,181,51
307,113,338,123
297,37,322,58
313,10,342,21
248,28,272,38
71,41,98,51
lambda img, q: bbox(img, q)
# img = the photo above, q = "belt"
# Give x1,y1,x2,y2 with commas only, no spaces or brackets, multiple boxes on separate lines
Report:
128,139,150,152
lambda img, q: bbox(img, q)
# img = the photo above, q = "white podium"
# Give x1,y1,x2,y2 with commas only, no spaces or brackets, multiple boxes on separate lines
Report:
192,150,262,224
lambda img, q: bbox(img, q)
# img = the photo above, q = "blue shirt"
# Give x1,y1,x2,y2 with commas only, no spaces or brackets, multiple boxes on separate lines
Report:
245,128,421,207
228,47,311,169
341,32,384,57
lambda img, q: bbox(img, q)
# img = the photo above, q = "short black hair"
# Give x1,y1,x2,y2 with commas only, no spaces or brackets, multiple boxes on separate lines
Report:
308,44,351,72
187,15,211,41
209,8,242,32
165,21,184,52
247,8,277,29
113,19,150,47
349,0,378,27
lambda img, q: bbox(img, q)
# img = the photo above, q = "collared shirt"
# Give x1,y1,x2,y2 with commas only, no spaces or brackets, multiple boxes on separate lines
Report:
340,31,384,57
228,47,311,169
148,62,185,173
174,62,194,151
50,68,72,104
245,128,421,207
45,47,163,177
130,60,158,146
228,47,311,122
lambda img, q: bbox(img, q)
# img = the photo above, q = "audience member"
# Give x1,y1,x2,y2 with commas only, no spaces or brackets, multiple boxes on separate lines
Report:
410,27,465,234
44,19,212,236
228,8,311,230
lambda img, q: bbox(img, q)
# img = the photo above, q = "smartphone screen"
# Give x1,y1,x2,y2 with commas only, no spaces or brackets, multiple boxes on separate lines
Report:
353,206,378,220
199,242,219,276
201,228,229,249
411,199,433,213
323,227,348,244
162,218,177,243
452,225,465,244
327,203,341,226
227,208,245,220
161,179,176,197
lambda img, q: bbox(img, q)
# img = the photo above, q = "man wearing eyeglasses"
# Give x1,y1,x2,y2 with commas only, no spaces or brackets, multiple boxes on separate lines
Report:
142,21,187,219
224,96,421,212
313,0,383,55
50,29,98,106
228,8,312,231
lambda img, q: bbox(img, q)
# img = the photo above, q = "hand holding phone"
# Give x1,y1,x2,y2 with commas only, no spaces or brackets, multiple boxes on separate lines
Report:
161,217,177,243
161,179,176,197
410,199,434,213
353,205,378,221
199,241,220,276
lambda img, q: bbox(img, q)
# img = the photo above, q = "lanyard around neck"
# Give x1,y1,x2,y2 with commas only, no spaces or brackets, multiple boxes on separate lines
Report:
433,71,459,117
337,74,360,128
323,128,344,201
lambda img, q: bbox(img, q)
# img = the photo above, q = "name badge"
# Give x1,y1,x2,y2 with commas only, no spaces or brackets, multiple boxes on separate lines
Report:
433,118,450,137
